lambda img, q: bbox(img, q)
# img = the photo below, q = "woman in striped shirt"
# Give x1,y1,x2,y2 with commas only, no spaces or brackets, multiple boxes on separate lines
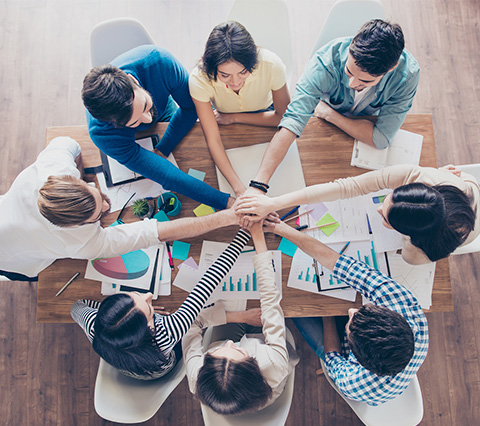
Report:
71,229,256,380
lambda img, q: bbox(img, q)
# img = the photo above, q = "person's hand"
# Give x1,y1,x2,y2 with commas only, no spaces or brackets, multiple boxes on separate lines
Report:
313,100,334,121
264,219,290,236
235,193,276,218
440,164,462,177
214,110,235,125
222,205,238,225
154,306,171,315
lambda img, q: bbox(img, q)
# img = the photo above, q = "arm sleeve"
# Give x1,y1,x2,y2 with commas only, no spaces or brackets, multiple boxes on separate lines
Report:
188,68,214,103
162,230,250,346
253,251,289,365
37,137,82,181
303,164,423,204
155,55,198,157
279,54,338,137
88,122,229,210
269,51,287,91
372,69,420,149
71,299,101,343
65,218,160,260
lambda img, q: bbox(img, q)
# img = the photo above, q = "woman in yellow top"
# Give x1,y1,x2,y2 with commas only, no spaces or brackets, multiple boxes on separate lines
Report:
189,21,291,197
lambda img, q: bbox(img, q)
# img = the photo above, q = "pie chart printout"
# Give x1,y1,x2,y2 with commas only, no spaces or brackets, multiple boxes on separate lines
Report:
92,250,150,280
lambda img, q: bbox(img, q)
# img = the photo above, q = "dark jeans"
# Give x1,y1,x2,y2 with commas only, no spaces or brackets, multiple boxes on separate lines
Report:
0,270,38,281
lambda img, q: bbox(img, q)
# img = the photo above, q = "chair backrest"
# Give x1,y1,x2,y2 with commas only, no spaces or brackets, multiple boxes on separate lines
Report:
320,359,423,426
94,357,186,423
200,327,296,426
228,0,293,86
310,0,386,58
90,17,155,67
451,163,480,255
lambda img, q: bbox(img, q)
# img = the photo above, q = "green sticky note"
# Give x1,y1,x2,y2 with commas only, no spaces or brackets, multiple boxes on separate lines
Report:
172,241,191,261
193,204,215,217
316,213,340,236
188,168,206,181
153,210,170,222
278,238,297,257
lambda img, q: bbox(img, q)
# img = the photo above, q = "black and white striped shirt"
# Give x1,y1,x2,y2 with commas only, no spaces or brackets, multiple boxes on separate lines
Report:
71,230,250,379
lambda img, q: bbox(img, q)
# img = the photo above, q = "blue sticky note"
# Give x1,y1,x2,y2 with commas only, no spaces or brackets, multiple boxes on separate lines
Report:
188,168,206,181
153,210,170,222
172,241,191,261
278,238,297,257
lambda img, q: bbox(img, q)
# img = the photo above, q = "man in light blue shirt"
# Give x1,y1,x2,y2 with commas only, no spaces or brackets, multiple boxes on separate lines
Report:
247,20,420,194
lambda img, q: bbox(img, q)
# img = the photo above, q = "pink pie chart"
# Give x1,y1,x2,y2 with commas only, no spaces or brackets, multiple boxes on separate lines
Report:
92,250,150,280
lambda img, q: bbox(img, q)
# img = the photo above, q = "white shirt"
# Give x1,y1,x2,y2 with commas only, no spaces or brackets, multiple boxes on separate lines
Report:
0,137,159,276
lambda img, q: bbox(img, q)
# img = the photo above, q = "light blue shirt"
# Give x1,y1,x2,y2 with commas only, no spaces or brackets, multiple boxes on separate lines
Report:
281,37,420,149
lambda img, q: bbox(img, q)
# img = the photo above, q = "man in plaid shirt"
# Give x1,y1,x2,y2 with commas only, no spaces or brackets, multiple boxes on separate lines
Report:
271,221,429,405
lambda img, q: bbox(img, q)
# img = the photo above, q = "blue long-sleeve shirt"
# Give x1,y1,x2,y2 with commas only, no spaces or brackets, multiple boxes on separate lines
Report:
281,37,420,149
86,45,230,209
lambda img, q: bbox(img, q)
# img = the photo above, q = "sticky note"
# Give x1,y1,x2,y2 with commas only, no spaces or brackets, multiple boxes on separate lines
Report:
172,241,191,260
188,168,206,181
296,217,300,226
316,213,340,236
178,256,199,270
193,204,215,217
278,238,298,257
154,210,170,222
306,202,328,221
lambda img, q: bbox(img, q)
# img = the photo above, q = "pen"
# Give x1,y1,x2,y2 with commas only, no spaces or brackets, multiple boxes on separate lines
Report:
165,241,174,270
284,208,314,223
339,241,351,254
55,272,80,297
241,249,256,253
295,224,308,231
279,205,300,221
313,260,321,292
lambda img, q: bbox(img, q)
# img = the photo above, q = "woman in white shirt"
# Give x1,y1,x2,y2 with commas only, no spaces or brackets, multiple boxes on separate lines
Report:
189,21,290,197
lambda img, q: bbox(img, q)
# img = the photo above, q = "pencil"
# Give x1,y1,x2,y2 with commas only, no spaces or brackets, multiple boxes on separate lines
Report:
55,272,80,297
284,208,314,223
302,221,337,231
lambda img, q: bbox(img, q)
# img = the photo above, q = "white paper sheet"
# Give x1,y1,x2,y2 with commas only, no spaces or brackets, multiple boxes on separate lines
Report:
216,141,306,197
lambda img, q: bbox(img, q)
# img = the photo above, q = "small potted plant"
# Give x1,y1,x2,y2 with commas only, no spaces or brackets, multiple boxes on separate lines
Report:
132,198,154,219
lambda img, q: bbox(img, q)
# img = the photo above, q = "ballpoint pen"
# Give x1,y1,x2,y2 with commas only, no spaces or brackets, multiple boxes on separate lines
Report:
313,260,322,292
279,205,300,221
55,272,80,297
339,241,351,254
114,192,136,225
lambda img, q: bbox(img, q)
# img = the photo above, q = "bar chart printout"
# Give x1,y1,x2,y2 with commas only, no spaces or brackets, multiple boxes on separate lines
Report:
200,241,282,300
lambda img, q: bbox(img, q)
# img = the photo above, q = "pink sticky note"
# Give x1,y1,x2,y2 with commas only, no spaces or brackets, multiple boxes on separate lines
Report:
178,256,198,270
296,217,300,226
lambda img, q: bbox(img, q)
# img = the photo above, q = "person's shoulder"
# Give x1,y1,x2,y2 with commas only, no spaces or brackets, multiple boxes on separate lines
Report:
257,47,282,64
114,45,181,71
393,49,420,80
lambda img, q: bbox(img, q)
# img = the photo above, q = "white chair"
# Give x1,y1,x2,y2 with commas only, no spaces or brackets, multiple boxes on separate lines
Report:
320,359,423,426
228,0,293,87
452,163,480,254
200,326,296,426
94,357,186,423
310,0,386,58
90,17,155,67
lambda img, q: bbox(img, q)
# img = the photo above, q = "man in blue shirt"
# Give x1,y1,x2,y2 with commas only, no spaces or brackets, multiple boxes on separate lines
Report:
267,220,428,405
247,20,420,194
82,45,232,210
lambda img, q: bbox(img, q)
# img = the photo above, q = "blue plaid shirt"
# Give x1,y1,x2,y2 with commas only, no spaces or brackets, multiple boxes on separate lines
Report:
324,255,429,406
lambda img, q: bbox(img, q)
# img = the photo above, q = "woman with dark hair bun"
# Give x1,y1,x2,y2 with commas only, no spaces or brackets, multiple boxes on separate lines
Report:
72,229,256,379
189,21,290,197
182,223,299,415
236,164,480,264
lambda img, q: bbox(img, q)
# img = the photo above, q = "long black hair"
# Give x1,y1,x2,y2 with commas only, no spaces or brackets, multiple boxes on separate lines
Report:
388,183,476,261
92,294,167,376
200,21,258,81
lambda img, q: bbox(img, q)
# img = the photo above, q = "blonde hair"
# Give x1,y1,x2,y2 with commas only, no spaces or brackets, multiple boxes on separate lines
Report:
38,175,96,227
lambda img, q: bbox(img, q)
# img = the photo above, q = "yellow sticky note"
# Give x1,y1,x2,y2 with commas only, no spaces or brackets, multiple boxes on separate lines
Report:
193,204,216,217
316,213,340,236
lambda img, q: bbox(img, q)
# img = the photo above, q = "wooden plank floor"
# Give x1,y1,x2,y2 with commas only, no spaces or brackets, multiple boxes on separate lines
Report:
1,0,479,424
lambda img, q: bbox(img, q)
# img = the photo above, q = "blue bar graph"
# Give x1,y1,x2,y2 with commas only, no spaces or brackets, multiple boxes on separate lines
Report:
246,275,249,291
230,276,234,291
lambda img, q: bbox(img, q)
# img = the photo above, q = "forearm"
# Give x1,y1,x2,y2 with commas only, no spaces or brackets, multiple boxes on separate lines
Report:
323,317,341,353
230,110,283,127
254,127,297,184
274,223,339,270
270,189,309,212
156,209,236,241
323,111,375,147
